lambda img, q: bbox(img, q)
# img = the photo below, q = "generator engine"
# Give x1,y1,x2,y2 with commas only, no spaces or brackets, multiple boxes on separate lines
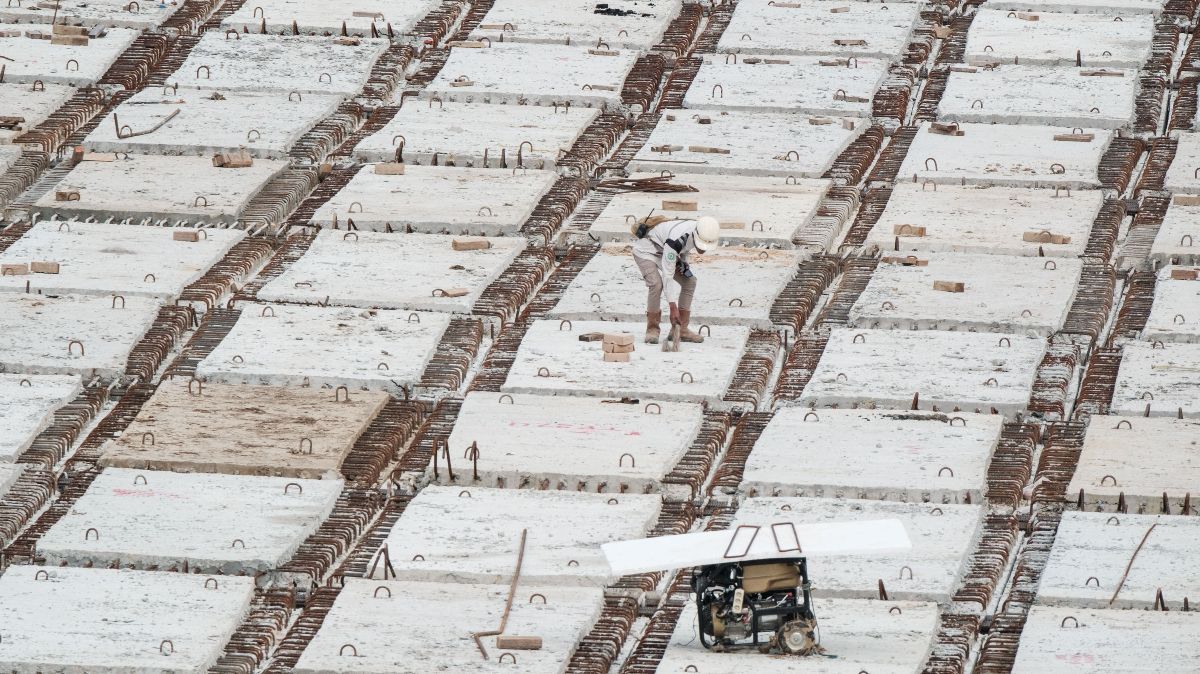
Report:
691,558,820,655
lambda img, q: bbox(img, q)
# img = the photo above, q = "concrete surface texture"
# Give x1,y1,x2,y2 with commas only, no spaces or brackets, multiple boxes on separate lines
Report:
683,55,890,116
1142,272,1200,343
717,0,924,58
1067,415,1200,512
585,173,833,247
34,153,289,224
733,498,981,601
0,145,19,177
938,65,1138,129
0,373,81,462
372,485,663,586
0,82,77,144
848,253,1083,336
84,87,345,158
1163,133,1200,193
965,9,1155,67
468,0,683,50
171,32,390,95
659,598,940,673
0,292,161,378
426,43,637,107
501,319,751,404
738,408,1002,503
865,183,1100,257
987,0,1164,13
0,221,245,300
629,110,865,177
221,0,441,35
0,462,23,502
1036,511,1200,608
0,566,255,674
99,380,390,479
37,467,343,573
898,122,1110,188
547,243,803,328
307,164,558,235
800,327,1045,415
1012,606,1200,673
438,392,704,496
0,0,181,28
1110,340,1200,417
195,303,452,390
1150,204,1200,264
353,100,600,169
0,24,139,84
257,229,525,312
293,579,606,674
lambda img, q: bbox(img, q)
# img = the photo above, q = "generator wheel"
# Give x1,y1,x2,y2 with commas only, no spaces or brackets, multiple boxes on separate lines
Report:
777,618,820,655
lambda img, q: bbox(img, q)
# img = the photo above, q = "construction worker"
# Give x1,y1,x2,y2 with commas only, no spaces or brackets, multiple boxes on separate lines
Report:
632,215,720,344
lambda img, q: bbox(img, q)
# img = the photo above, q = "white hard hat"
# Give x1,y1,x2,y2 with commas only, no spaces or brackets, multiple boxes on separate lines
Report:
694,216,720,252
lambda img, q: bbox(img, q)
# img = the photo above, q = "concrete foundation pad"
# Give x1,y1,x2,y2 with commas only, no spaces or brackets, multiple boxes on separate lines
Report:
965,9,1154,67
0,145,19,176
0,373,81,462
800,327,1044,415
0,462,23,501
548,244,802,328
221,0,441,35
1012,606,1200,673
0,25,139,84
987,0,1164,14
629,110,864,177
848,253,1082,336
37,467,343,573
739,408,1001,503
1037,511,1200,608
371,486,663,586
258,230,524,312
308,164,558,235
99,380,389,479
939,66,1138,129
0,566,255,673
0,82,77,144
1150,204,1200,264
195,304,451,391
1111,340,1200,417
683,56,890,116
0,0,181,28
716,0,923,58
660,598,940,673
293,579,606,674
468,0,682,50
0,221,245,301
1067,416,1200,512
898,122,1110,188
353,101,599,169
1163,134,1200,194
1143,272,1200,343
0,292,161,378
865,183,1100,257
501,319,750,404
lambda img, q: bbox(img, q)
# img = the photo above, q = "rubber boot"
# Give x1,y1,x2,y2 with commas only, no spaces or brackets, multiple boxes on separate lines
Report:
645,311,662,344
679,309,705,343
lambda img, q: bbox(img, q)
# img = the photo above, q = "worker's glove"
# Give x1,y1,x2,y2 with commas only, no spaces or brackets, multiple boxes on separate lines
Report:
669,303,681,326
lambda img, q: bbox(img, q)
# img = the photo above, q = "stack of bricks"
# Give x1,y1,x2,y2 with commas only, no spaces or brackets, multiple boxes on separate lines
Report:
602,333,635,362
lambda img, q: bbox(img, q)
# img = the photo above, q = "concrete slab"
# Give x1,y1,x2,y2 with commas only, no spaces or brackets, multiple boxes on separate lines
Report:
0,0,182,28
293,579,605,674
0,82,77,144
965,9,1155,68
501,319,751,404
222,0,441,35
307,164,558,235
586,173,833,247
426,43,638,108
468,0,683,50
37,467,343,573
437,392,704,496
1162,133,1200,194
988,0,1164,14
739,408,1002,503
864,183,1100,258
1067,416,1200,513
1143,271,1200,343
257,230,525,312
683,55,889,117
1037,511,1200,608
0,25,139,85
0,292,161,378
732,498,982,601
0,462,23,501
659,598,939,673
548,244,801,328
0,221,245,301
99,380,390,479
939,66,1138,130
717,0,923,59
1149,203,1200,265
800,327,1045,415
0,373,81,462
898,122,1110,189
195,303,451,391
371,485,663,586
1012,606,1200,673
848,253,1083,336
0,566,255,674
629,110,865,178
353,100,600,169
0,145,19,176
171,32,390,96
83,88,345,158
33,154,290,225
1111,341,1200,418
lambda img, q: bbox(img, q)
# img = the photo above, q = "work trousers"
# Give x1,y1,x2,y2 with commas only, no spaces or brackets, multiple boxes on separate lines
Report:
634,253,696,313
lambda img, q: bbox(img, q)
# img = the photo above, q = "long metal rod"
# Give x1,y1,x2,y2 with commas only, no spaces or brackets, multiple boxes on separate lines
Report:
1108,522,1158,605
471,528,527,659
